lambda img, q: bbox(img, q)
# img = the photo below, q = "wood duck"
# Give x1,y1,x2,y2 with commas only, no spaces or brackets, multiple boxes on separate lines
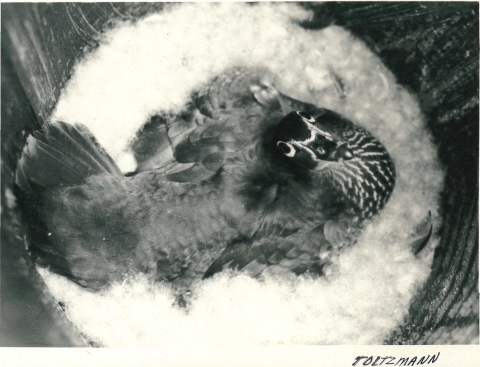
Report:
15,67,429,296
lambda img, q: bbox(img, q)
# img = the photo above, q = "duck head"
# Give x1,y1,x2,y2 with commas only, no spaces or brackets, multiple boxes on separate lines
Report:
264,108,396,219
271,110,354,171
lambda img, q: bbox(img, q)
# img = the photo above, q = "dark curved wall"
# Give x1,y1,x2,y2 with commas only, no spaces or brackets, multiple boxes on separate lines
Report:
1,2,478,346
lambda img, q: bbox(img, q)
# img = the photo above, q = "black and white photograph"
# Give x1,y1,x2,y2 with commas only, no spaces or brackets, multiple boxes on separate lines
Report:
1,1,478,363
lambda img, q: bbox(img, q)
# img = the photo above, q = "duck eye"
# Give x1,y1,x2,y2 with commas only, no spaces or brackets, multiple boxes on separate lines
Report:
296,111,315,122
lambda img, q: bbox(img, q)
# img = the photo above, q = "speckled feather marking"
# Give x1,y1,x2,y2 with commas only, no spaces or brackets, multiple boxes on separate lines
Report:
328,125,395,219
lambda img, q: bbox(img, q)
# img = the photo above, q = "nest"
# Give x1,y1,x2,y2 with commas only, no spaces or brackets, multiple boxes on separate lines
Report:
1,2,478,346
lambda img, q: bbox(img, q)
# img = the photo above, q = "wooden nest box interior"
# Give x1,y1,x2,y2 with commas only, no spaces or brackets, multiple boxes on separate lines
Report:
1,2,478,346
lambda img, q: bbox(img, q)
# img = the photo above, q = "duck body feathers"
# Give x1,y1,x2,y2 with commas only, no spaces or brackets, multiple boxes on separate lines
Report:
15,67,398,293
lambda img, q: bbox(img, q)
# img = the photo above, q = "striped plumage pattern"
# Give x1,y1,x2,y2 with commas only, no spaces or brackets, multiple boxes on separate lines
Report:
327,123,396,219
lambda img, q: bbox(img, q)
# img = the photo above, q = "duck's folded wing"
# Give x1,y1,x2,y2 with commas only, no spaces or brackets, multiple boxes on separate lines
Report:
203,226,336,279
131,67,318,183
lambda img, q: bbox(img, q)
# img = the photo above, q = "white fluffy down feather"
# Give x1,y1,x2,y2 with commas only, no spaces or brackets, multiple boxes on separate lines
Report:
42,3,444,346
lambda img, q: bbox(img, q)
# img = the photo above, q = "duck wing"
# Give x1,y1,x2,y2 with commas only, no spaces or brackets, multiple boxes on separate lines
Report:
131,67,320,184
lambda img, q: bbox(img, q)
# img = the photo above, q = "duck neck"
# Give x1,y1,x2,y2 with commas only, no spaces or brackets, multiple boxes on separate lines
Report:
234,146,313,213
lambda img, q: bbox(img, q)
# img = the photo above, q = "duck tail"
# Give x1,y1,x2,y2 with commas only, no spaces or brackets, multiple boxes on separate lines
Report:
15,121,123,193
14,122,124,287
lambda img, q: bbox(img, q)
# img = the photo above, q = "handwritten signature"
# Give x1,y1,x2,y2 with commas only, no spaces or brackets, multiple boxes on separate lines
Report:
353,353,440,366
